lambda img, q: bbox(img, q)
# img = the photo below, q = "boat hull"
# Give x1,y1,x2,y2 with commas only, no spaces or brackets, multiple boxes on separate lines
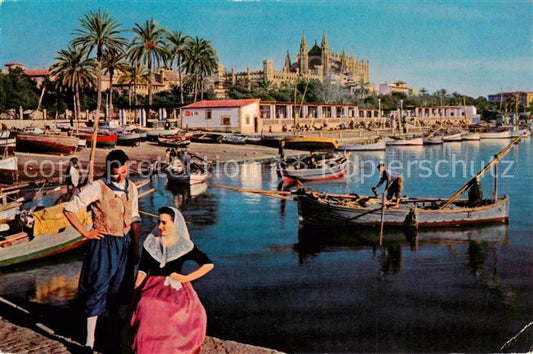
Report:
166,172,207,185
16,134,78,155
284,137,339,150
297,192,509,228
0,227,87,268
281,158,348,182
338,141,386,151
385,137,423,146
479,131,511,139
0,156,18,182
461,133,481,141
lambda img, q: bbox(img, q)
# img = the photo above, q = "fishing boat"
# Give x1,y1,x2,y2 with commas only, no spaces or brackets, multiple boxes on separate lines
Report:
284,136,338,150
116,130,144,146
461,132,481,141
441,132,463,142
279,154,349,182
0,203,91,268
76,132,117,148
338,140,386,151
190,133,223,144
16,133,78,155
157,136,191,148
144,128,179,141
166,158,207,185
296,189,508,228
296,137,522,228
385,136,424,146
245,135,283,147
479,130,511,139
510,128,531,138
422,137,443,145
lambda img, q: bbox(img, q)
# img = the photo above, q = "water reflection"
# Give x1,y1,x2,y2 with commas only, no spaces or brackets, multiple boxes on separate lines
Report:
296,224,508,283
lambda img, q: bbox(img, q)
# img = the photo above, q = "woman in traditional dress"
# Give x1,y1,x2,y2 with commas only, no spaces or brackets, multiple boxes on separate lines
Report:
131,206,214,353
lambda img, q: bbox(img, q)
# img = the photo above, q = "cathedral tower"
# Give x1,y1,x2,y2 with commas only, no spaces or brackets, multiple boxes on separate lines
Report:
299,32,308,74
321,32,329,77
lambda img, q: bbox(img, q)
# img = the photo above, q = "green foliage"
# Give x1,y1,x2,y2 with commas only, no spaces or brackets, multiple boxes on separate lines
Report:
0,67,40,111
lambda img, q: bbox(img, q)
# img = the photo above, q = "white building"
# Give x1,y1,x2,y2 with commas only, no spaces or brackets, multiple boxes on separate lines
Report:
181,99,260,133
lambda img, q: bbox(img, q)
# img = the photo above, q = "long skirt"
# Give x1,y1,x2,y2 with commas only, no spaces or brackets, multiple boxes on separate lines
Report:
131,276,207,354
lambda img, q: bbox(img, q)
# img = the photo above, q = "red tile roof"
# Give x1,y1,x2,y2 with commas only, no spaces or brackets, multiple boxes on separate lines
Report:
182,99,260,109
25,68,49,76
5,62,25,67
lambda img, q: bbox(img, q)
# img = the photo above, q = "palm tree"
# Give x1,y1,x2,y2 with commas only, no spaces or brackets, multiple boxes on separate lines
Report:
183,37,217,101
102,47,128,119
166,31,191,104
354,76,370,103
119,62,149,107
49,45,95,123
128,19,167,106
71,10,126,181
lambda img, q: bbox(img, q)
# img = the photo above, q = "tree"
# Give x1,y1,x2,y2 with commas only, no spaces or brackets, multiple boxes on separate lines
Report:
102,46,128,119
71,10,126,181
353,76,370,103
166,30,191,105
128,19,167,106
183,37,217,101
49,45,95,122
0,67,40,113
119,62,149,107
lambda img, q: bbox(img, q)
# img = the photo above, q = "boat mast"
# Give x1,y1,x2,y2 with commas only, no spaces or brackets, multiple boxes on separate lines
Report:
439,136,522,209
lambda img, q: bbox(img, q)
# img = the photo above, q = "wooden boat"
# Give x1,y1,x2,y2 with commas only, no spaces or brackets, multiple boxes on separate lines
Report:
16,133,78,155
144,128,179,141
461,132,481,141
76,132,117,148
441,133,463,142
0,203,91,268
338,141,386,151
245,135,283,147
0,155,18,182
296,190,508,228
166,158,207,185
479,130,511,139
385,136,424,146
279,154,349,182
117,131,144,146
157,136,191,148
423,137,443,145
297,136,522,228
284,136,338,150
190,133,223,144
222,134,247,144
510,129,531,138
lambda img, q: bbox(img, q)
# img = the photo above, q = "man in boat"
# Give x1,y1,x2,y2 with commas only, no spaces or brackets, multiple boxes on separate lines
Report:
307,156,318,169
468,176,483,207
372,163,404,208
63,149,141,350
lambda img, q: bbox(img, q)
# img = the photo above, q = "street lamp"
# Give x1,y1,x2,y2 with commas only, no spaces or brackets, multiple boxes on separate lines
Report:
378,98,381,117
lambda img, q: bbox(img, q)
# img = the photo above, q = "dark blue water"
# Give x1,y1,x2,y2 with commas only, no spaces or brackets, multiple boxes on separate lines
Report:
1,138,532,352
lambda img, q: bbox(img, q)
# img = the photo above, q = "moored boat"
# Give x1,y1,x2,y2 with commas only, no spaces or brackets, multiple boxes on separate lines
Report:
441,133,463,142
338,140,386,151
510,128,531,138
76,132,117,148
0,155,18,182
222,134,247,144
479,130,511,139
385,136,424,146
284,136,338,150
16,133,78,155
190,133,223,144
461,132,481,141
280,154,349,182
423,137,443,145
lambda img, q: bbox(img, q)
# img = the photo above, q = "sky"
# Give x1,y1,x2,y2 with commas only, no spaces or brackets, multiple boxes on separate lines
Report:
0,0,531,98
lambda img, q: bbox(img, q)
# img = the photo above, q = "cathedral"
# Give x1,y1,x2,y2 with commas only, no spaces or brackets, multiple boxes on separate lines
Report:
215,32,370,98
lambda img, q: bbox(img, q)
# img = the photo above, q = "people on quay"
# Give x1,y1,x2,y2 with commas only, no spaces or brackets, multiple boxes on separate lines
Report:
278,140,286,162
66,157,81,191
130,206,214,354
372,163,404,208
63,149,141,350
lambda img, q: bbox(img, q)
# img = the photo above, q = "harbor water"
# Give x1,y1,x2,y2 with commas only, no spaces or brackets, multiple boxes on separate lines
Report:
0,138,532,352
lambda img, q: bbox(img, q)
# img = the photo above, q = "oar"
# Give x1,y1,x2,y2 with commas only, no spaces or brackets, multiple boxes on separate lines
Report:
138,188,156,199
379,191,386,246
216,184,296,200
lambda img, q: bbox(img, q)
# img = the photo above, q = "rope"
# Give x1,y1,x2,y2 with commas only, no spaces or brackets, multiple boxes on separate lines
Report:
500,321,533,351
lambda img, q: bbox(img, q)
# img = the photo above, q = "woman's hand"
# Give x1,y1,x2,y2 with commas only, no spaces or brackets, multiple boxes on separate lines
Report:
170,273,190,284
134,271,147,289
170,264,214,284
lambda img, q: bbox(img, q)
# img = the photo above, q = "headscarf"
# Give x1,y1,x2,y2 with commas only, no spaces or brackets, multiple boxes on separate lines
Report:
143,207,194,268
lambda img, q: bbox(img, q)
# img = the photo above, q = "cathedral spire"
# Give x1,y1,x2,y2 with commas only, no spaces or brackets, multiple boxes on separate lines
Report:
299,31,308,74
284,51,292,72
300,31,307,51
321,32,329,49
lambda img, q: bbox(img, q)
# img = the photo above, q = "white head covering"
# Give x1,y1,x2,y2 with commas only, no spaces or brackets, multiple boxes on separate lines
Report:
143,207,194,268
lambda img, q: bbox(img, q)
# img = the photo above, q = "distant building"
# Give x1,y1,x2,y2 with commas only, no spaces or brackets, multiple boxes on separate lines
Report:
2,63,49,88
487,91,533,108
215,32,370,98
181,99,260,133
372,81,419,96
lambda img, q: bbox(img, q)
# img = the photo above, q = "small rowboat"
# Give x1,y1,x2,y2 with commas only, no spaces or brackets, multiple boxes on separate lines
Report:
479,130,511,139
166,159,207,185
158,136,191,148
0,156,18,182
280,154,349,182
423,137,443,145
76,132,117,148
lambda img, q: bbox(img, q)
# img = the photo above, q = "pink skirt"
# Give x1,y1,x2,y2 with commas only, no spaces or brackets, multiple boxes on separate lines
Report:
131,276,207,354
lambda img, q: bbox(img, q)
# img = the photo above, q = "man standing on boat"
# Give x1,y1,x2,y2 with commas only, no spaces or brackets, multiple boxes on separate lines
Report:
63,149,141,350
372,163,404,208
